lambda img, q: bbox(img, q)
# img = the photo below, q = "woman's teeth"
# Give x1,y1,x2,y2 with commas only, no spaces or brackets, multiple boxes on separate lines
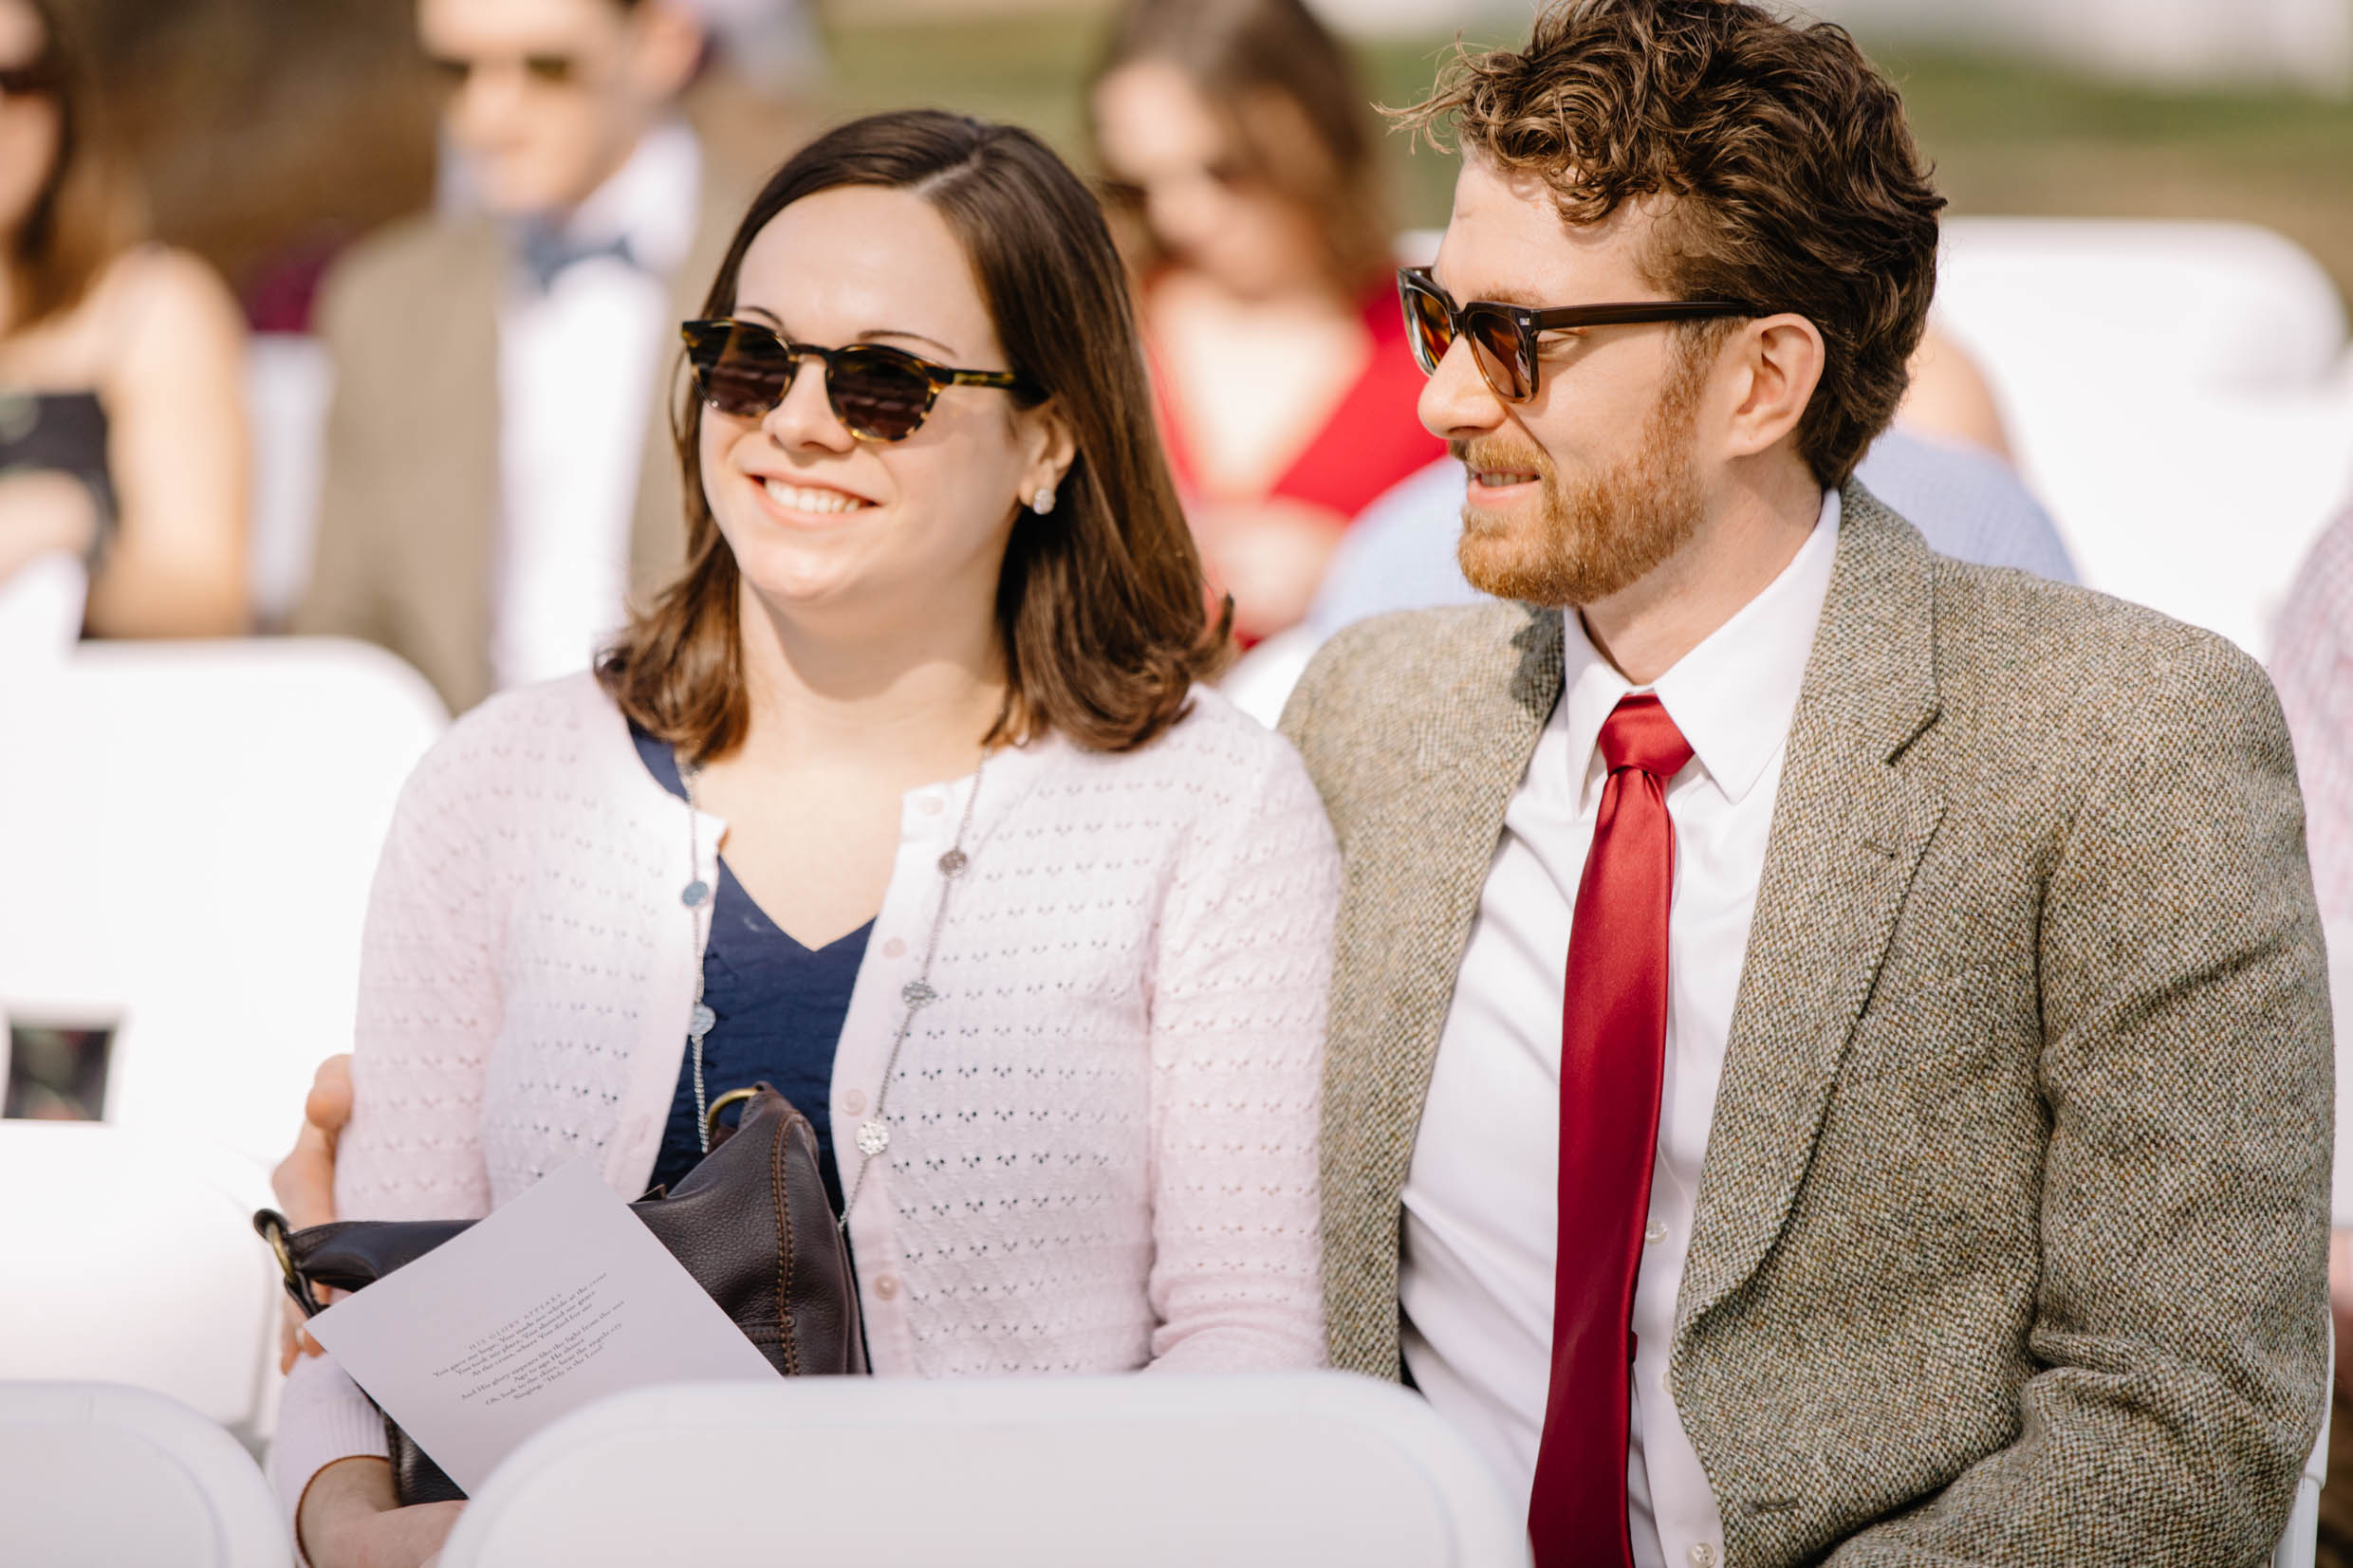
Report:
764,479,864,514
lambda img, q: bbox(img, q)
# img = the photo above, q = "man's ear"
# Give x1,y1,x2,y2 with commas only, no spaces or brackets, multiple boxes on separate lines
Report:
625,2,708,104
1722,313,1825,462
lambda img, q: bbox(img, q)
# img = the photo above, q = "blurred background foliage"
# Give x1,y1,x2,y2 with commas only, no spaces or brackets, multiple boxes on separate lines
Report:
58,0,2353,309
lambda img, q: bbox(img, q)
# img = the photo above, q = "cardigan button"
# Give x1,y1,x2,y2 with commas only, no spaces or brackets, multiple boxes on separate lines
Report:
873,1273,900,1301
843,1088,868,1116
881,937,907,960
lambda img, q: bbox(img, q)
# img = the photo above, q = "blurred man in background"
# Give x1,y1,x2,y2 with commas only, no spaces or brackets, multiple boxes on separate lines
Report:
293,0,756,714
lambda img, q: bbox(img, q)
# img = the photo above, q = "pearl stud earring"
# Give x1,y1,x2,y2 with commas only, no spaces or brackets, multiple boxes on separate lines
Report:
1030,484,1056,515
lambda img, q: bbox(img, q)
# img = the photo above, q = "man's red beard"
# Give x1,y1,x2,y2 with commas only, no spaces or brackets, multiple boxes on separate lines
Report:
1454,348,1709,608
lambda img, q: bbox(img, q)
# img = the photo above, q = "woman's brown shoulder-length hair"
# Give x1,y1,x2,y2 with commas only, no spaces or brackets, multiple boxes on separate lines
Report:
9,0,140,331
599,109,1230,763
1090,0,1395,302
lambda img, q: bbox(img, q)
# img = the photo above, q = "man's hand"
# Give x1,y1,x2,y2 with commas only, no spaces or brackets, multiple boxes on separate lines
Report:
296,1457,463,1568
273,1054,353,1372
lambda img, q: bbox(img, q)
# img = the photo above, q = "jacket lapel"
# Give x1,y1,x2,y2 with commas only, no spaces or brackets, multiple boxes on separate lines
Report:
1676,484,1945,1334
1323,603,1564,1375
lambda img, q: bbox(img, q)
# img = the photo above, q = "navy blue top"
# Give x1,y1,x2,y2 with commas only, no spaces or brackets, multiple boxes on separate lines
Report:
633,726,869,1212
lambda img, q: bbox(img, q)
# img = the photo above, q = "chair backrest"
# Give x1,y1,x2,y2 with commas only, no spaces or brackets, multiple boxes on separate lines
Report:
438,1371,1530,1568
0,1123,279,1438
0,1381,289,1568
1931,217,2353,658
0,636,446,1165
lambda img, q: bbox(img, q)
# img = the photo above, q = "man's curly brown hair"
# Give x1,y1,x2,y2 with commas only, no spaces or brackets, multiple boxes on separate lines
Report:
1397,0,1944,486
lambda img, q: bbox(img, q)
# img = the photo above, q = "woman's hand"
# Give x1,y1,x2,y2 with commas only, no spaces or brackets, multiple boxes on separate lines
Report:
297,1457,464,1568
274,1054,354,1372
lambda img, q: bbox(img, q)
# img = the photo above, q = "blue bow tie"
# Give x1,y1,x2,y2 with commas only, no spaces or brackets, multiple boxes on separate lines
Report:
517,226,638,292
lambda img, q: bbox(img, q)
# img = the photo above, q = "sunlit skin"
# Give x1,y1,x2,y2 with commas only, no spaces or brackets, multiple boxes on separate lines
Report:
1422,154,1827,685
417,0,702,219
1091,59,1358,639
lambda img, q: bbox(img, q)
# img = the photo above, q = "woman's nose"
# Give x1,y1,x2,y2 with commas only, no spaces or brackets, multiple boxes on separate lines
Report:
760,356,856,453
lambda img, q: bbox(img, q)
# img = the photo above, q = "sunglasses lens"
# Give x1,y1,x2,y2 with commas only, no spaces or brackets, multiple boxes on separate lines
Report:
1463,308,1532,401
828,352,934,442
687,323,793,418
1400,282,1452,377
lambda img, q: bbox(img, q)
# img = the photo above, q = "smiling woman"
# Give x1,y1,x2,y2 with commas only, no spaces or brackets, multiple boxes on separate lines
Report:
269,110,1340,1568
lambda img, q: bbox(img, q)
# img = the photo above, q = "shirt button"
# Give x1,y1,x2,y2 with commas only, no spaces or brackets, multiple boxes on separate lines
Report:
918,794,945,817
881,936,907,959
1688,1546,1716,1568
1644,1219,1667,1245
872,1273,900,1301
843,1088,867,1116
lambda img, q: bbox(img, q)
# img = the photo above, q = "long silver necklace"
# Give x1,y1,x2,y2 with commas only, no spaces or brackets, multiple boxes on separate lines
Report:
676,747,991,1229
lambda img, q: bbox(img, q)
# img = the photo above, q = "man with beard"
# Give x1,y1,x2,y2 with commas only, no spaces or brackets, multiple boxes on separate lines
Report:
1279,3,2332,1565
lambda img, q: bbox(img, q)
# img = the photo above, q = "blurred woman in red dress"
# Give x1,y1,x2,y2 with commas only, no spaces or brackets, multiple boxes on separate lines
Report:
1090,0,1441,642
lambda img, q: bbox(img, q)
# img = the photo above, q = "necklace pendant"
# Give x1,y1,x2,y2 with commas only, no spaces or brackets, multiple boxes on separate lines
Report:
688,1004,716,1039
936,848,969,878
900,979,937,1008
681,878,711,909
856,1118,890,1156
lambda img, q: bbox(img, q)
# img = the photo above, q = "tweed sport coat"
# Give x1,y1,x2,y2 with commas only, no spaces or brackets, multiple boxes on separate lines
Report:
1279,484,2333,1565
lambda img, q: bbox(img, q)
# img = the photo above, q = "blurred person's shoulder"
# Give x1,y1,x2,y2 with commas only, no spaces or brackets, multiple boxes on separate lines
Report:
316,210,504,346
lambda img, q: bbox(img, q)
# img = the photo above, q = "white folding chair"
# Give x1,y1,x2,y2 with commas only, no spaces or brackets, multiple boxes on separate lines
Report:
0,1381,289,1568
243,333,333,632
438,1371,1529,1568
1930,218,2353,658
0,636,446,1167
0,1122,280,1445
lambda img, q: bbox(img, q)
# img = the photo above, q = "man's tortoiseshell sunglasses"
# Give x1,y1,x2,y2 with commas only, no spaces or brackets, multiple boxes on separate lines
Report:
1397,267,1764,404
681,318,1039,443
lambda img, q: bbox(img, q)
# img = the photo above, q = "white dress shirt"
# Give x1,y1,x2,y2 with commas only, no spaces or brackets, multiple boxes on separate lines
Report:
1400,491,1841,1568
491,120,701,692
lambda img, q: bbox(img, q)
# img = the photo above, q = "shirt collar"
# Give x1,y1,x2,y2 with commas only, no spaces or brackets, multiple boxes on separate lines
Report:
541,119,701,278
1558,488,1841,809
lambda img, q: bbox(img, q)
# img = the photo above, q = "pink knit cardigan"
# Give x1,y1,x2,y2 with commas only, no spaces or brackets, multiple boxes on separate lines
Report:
271,673,1338,1520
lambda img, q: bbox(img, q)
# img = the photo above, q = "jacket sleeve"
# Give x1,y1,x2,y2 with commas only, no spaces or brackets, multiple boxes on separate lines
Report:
267,726,507,1541
1140,726,1339,1371
1831,633,2334,1564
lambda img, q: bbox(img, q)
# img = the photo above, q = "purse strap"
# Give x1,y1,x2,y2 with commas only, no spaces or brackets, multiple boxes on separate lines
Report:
252,1208,324,1318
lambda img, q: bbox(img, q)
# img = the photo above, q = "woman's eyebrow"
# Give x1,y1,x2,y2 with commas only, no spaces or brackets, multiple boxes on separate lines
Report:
859,327,960,359
738,304,785,328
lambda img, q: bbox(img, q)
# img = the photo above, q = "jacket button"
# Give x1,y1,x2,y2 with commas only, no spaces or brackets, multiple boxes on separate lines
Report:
873,1273,900,1301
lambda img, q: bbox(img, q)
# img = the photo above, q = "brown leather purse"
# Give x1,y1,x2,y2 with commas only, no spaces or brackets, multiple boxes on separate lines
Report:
253,1084,864,1505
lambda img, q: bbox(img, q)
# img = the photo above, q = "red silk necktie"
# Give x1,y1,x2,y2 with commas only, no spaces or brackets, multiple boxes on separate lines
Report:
1528,692,1694,1568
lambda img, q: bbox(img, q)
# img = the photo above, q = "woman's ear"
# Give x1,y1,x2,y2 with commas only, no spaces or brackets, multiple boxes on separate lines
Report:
1022,399,1079,507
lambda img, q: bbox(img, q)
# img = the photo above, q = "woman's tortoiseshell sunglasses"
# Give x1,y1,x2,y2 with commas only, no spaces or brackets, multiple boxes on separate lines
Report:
1397,267,1763,404
681,318,1039,443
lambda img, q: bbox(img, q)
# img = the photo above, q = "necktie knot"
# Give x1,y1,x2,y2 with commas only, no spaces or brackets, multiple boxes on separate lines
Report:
1597,693,1693,782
